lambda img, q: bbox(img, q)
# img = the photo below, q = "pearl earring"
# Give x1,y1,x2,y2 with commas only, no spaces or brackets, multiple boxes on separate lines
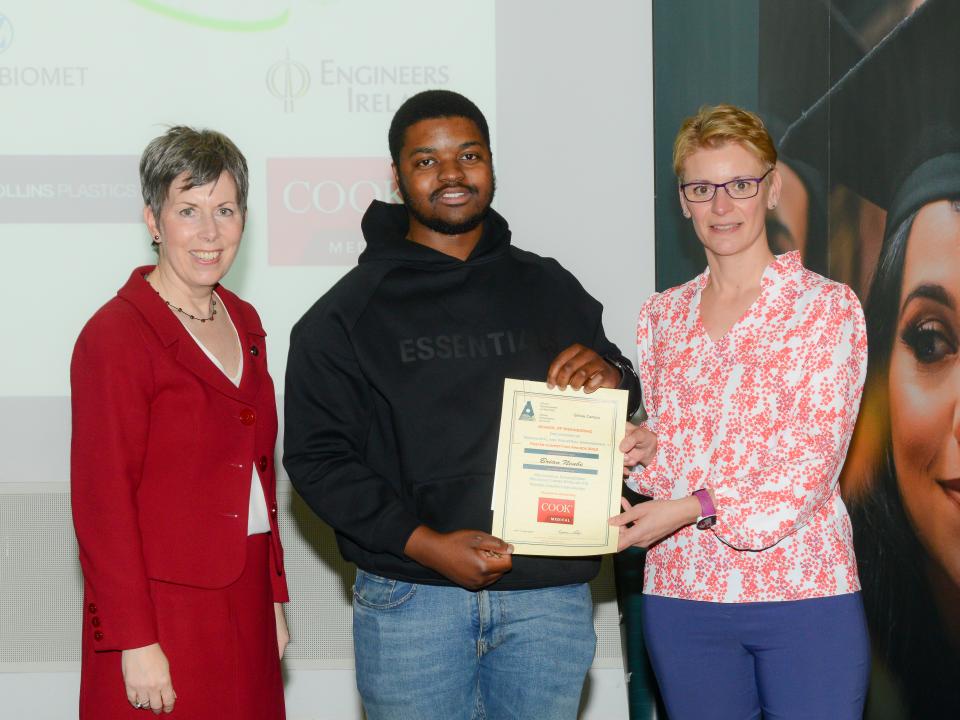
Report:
153,235,160,241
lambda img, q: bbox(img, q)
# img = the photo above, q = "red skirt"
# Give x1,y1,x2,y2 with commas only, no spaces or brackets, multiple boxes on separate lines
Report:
79,535,285,719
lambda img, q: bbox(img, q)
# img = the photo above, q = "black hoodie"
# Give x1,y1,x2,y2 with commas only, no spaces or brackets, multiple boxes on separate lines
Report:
284,201,639,589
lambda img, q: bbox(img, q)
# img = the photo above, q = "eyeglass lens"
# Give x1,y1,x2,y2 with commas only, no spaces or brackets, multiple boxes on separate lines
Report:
682,178,760,202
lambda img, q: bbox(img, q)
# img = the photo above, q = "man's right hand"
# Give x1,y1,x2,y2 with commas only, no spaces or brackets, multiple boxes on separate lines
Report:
404,526,513,590
121,642,176,714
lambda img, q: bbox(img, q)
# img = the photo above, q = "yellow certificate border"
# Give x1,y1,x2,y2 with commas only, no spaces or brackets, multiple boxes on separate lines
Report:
490,379,626,556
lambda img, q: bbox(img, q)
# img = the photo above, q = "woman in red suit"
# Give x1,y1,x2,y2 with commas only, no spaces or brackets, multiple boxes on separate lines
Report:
71,127,289,718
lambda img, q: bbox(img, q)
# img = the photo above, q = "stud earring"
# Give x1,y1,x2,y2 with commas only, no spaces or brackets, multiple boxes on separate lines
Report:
153,235,160,241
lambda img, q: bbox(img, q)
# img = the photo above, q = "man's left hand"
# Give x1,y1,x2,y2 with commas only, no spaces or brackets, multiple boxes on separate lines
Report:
546,344,620,393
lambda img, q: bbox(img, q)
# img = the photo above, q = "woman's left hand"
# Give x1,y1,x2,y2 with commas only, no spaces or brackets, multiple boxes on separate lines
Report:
610,496,700,550
274,602,289,659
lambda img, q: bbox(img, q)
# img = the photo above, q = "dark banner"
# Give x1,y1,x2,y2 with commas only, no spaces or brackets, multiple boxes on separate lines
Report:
645,1,959,717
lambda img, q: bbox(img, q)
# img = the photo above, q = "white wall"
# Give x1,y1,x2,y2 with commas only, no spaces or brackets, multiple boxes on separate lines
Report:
495,1,656,356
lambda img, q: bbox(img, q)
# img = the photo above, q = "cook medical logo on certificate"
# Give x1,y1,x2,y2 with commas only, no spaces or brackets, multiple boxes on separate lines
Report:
491,379,626,556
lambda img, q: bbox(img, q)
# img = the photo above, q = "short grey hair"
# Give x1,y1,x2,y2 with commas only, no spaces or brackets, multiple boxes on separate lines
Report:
140,126,249,229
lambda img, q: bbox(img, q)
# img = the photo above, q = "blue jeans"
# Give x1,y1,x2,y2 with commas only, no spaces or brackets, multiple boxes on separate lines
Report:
352,570,596,720
642,593,871,720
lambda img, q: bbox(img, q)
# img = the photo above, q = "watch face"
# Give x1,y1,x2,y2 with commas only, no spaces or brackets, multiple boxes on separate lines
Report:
696,515,717,530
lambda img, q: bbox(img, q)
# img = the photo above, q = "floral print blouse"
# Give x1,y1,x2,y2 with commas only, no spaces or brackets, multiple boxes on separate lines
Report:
627,252,867,602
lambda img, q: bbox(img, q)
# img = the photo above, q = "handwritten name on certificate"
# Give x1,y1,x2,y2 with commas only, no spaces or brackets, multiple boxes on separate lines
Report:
491,379,627,556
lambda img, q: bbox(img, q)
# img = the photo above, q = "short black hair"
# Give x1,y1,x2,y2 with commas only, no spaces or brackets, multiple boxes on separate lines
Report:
388,90,490,165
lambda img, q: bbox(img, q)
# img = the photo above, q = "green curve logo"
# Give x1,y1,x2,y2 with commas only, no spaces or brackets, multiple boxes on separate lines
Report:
128,0,289,32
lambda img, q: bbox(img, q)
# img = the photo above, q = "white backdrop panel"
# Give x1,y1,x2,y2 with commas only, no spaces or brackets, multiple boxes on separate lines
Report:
0,1,654,717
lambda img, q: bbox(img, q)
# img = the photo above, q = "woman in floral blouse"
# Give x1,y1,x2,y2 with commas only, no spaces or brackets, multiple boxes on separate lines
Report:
611,104,870,718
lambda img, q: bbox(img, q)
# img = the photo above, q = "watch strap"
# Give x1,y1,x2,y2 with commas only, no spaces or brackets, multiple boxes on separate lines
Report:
603,355,641,417
692,488,717,530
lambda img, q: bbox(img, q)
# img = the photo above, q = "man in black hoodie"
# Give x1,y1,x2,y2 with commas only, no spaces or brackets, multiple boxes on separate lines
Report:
284,90,641,720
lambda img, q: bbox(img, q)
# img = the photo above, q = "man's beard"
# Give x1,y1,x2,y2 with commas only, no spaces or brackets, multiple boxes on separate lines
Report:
398,172,496,236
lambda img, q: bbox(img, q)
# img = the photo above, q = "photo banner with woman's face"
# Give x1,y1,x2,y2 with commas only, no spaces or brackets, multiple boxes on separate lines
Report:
650,1,960,717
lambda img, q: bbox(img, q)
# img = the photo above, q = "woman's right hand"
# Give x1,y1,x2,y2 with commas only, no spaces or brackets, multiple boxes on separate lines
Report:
620,422,658,472
121,643,176,714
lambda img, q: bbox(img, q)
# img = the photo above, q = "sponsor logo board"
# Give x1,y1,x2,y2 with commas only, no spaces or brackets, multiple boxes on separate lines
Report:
267,157,398,265
0,156,140,223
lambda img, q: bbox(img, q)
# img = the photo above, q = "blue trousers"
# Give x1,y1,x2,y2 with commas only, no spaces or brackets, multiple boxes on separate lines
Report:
642,592,870,720
352,570,596,720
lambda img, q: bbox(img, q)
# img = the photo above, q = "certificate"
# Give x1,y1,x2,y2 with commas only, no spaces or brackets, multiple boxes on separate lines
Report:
490,379,627,556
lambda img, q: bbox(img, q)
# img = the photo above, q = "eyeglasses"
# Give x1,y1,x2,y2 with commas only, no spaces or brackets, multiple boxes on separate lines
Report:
680,168,773,203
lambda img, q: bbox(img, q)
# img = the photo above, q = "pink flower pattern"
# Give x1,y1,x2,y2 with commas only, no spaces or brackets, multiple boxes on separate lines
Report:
627,252,867,602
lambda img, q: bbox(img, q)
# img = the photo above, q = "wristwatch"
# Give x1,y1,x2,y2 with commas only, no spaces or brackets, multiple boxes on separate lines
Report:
692,488,717,530
603,355,641,417
603,355,638,389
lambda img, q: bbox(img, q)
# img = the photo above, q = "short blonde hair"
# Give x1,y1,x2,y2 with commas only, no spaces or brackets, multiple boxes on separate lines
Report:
673,104,777,179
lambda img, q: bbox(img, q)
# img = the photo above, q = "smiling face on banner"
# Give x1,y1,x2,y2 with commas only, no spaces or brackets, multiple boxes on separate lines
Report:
888,199,960,591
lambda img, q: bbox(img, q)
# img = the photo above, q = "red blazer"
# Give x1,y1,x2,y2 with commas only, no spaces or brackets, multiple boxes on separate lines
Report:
71,267,288,653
